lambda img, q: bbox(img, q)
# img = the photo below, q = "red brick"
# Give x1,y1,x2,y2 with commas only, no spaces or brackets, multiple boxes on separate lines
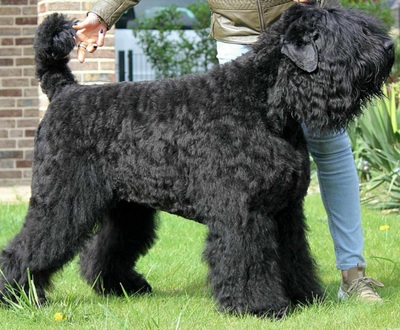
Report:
17,119,39,128
23,109,39,117
2,0,28,5
16,160,32,168
16,37,34,45
47,2,80,11
0,151,23,159
0,7,22,16
0,28,21,37
0,160,14,169
23,88,38,97
0,89,22,97
10,130,23,138
38,3,47,16
100,61,115,71
21,27,36,36
18,139,34,148
16,17,37,25
2,78,29,87
30,78,39,86
23,68,35,76
16,58,34,66
25,129,36,137
23,6,37,15
1,99,16,107
0,48,22,56
0,68,22,77
0,140,16,149
24,48,35,56
0,59,13,66
69,61,99,71
24,150,33,159
0,120,15,129
0,130,8,138
0,17,13,25
17,98,39,107
84,73,115,83
0,110,23,117
0,171,22,179
1,38,14,46
23,169,32,179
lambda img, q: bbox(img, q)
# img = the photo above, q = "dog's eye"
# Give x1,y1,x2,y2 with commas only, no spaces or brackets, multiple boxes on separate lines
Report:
362,27,371,36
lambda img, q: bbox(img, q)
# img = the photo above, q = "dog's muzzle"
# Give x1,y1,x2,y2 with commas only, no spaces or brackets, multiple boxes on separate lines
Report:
384,39,394,52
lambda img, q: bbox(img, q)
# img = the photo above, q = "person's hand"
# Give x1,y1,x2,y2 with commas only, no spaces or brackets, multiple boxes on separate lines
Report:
73,12,108,63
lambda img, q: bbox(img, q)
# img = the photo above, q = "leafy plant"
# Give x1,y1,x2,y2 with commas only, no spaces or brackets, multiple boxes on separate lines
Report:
0,269,43,320
132,2,217,78
387,34,400,81
348,83,400,210
341,0,394,29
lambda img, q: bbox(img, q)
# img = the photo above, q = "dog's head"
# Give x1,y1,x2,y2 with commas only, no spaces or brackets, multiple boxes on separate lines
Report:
255,5,395,132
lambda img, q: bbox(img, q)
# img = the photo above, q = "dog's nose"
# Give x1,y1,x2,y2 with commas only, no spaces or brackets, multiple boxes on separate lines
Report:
384,39,394,51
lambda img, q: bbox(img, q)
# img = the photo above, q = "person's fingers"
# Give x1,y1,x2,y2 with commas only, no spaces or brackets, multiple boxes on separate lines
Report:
77,43,87,63
97,28,106,47
75,30,90,44
73,13,100,30
72,22,87,30
74,26,107,46
86,44,98,53
72,13,107,62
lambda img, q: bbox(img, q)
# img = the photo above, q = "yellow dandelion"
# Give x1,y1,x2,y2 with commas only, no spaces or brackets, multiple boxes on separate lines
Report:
54,312,66,321
379,225,390,231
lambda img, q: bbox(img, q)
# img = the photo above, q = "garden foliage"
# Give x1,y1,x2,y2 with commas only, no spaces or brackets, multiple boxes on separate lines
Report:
132,1,217,78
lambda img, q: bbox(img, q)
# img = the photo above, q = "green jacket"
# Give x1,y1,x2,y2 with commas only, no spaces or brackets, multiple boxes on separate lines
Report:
208,0,294,44
90,0,341,44
90,0,141,29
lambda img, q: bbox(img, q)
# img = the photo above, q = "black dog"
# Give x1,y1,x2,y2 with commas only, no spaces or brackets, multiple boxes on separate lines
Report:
0,5,394,317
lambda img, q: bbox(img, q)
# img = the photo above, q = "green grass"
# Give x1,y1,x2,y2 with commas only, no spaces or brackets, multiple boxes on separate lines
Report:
0,194,399,329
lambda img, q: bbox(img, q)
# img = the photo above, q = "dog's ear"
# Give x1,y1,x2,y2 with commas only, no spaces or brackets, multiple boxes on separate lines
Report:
281,38,318,73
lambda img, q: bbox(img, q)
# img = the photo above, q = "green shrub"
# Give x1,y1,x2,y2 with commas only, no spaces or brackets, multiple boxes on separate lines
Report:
132,2,217,78
348,84,400,210
341,0,394,29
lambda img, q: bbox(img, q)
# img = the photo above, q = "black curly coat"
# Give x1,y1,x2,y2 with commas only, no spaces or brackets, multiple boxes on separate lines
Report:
0,4,394,317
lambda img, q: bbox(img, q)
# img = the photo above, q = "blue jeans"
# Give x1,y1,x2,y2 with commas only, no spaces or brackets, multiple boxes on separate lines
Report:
217,41,365,270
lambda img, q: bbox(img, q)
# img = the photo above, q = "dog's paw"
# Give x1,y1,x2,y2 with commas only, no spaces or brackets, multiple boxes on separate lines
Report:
92,270,152,296
218,299,289,319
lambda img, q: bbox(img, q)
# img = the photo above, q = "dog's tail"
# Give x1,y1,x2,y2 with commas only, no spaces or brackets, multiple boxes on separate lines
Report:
34,13,77,100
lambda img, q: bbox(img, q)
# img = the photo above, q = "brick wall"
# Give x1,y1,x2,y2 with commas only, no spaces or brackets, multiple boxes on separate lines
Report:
0,0,116,185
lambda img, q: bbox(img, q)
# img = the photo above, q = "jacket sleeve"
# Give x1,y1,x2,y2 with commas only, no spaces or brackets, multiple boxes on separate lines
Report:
90,0,141,29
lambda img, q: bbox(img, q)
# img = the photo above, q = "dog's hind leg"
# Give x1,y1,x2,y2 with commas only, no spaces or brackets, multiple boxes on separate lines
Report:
0,192,109,303
204,208,290,318
0,159,113,303
276,203,323,305
79,201,157,296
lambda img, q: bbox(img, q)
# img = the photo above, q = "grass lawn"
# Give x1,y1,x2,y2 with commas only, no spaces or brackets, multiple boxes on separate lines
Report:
0,193,399,329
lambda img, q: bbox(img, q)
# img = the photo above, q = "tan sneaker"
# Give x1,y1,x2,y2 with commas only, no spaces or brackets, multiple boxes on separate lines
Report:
338,263,384,302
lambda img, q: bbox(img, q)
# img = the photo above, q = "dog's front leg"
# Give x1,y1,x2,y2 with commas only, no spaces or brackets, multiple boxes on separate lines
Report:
275,202,323,305
203,210,290,318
